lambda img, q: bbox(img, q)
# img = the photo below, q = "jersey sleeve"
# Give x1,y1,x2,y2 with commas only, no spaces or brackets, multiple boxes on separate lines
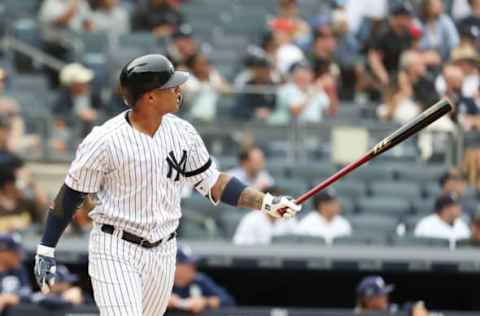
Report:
65,129,110,193
183,123,220,190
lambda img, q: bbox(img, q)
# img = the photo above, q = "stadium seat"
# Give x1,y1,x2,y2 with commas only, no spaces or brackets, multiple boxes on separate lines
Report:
370,181,422,200
118,32,159,51
10,74,49,93
6,0,39,18
333,233,388,245
266,161,288,178
356,196,411,217
394,164,446,182
179,210,221,240
217,209,247,239
411,198,435,214
331,180,367,200
392,236,452,248
274,178,308,198
348,214,398,236
347,163,394,182
423,181,441,198
182,193,220,217
293,162,335,184
338,197,356,214
74,31,110,54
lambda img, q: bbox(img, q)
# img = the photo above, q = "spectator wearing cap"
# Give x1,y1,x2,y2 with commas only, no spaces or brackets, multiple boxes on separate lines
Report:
296,189,351,244
233,187,297,245
31,265,87,309
450,45,479,98
53,63,102,139
414,193,470,241
132,0,184,38
231,54,278,121
355,276,394,313
0,234,30,313
166,24,198,69
169,247,235,314
418,0,459,61
90,0,130,39
182,53,230,122
439,169,477,215
270,62,331,125
367,2,415,88
355,275,429,316
227,147,274,191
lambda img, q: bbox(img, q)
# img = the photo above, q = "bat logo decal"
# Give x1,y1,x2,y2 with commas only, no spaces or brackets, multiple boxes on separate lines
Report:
372,139,392,155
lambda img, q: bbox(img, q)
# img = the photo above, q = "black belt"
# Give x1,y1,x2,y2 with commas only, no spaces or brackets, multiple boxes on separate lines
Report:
101,224,176,249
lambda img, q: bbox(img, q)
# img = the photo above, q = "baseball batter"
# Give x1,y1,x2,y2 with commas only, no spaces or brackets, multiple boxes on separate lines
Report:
33,54,301,316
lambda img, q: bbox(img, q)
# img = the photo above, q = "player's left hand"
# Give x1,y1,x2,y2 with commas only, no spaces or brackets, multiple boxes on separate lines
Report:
261,193,301,218
34,246,57,293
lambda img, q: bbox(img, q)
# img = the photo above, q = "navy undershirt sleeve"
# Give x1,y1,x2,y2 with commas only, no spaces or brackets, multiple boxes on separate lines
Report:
40,184,87,248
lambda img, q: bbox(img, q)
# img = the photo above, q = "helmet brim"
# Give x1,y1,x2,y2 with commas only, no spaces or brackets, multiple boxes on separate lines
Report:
162,71,189,89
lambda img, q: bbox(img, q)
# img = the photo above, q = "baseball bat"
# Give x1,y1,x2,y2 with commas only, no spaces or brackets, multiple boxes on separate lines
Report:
281,98,453,213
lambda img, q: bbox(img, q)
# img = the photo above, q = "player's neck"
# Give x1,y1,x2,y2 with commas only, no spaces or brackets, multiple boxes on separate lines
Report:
128,108,165,137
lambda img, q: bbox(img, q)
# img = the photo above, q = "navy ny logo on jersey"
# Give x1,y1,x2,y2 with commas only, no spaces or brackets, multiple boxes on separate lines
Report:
166,150,187,181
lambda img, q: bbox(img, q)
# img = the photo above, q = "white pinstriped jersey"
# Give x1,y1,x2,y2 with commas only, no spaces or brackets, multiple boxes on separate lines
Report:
65,111,219,242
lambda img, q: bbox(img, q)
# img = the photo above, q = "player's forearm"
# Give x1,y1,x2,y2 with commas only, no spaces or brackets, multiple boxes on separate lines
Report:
211,173,264,209
40,184,87,248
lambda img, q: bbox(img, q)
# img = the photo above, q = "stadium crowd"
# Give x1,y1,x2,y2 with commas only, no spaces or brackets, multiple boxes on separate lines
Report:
1,0,480,313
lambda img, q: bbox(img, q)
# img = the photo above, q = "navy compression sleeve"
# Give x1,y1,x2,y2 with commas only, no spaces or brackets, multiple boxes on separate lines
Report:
40,184,87,248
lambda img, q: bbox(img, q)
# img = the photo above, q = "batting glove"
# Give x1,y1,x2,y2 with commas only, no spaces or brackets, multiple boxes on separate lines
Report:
261,193,301,218
34,245,57,293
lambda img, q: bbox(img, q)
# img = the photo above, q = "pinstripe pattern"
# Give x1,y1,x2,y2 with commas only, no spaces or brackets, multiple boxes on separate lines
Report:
66,110,217,314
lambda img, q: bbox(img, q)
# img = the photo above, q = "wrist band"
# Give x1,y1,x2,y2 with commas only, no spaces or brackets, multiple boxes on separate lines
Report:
220,177,247,206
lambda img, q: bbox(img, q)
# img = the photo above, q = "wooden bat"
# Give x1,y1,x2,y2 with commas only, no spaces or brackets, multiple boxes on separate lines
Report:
281,98,454,213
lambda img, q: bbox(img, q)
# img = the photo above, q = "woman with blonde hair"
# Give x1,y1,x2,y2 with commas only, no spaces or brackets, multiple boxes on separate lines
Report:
462,147,480,190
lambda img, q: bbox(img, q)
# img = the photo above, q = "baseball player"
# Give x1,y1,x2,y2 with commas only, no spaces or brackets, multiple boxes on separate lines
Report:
33,54,301,316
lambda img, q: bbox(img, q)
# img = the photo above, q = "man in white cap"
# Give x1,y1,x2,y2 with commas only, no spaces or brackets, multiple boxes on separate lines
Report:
53,63,101,138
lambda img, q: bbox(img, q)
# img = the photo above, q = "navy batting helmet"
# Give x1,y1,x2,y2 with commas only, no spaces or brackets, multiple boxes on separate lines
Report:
119,54,189,107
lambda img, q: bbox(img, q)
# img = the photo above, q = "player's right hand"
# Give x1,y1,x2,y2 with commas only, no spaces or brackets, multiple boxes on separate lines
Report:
261,193,302,218
34,245,57,293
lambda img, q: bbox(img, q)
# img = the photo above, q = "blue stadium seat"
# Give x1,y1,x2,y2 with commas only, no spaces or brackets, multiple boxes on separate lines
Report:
292,162,335,184
394,164,446,182
347,163,394,182
370,181,422,200
348,214,398,235
118,32,159,51
74,32,110,54
182,193,219,217
13,18,41,47
411,198,435,214
218,209,247,239
331,180,367,200
275,178,308,198
6,0,39,18
392,235,451,248
10,74,49,93
356,196,411,217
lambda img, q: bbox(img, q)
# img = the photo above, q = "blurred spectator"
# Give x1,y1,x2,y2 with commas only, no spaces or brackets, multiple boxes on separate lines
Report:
418,0,459,61
296,189,351,244
166,24,198,69
345,0,388,34
231,54,277,121
0,234,30,313
376,75,420,124
53,63,100,139
467,208,480,246
270,62,331,124
260,31,282,73
0,70,40,154
233,187,297,245
132,0,184,38
398,50,439,109
32,265,87,309
355,276,394,313
367,2,415,88
450,44,479,98
90,0,130,38
183,53,230,122
39,0,93,86
439,169,476,215
458,0,480,44
308,27,339,112
271,0,311,48
0,170,45,233
169,246,234,313
269,18,305,75
330,8,364,100
227,147,274,191
354,276,429,316
414,193,470,241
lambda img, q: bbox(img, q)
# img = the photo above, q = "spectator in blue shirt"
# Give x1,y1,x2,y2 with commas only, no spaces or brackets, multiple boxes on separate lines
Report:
0,234,31,313
169,246,235,314
31,265,89,309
